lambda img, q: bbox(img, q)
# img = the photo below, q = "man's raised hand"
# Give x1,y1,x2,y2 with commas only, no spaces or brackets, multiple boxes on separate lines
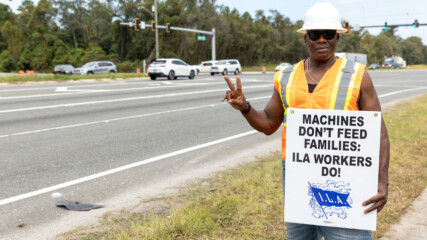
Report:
221,76,247,111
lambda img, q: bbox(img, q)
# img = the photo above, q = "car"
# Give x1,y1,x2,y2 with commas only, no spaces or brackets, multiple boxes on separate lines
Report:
53,64,75,75
73,61,117,75
368,64,380,69
275,62,291,71
148,58,197,80
192,60,215,74
210,59,241,75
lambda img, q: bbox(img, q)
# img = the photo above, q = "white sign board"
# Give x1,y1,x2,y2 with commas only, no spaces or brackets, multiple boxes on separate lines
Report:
284,108,381,231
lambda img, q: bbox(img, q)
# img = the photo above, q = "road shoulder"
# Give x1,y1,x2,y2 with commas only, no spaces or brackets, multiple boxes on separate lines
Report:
380,187,427,239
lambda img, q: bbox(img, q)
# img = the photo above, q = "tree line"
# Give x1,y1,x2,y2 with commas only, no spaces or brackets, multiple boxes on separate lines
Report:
1,0,426,72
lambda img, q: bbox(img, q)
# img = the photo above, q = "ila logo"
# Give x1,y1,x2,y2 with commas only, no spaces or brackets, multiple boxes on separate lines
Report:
308,180,352,219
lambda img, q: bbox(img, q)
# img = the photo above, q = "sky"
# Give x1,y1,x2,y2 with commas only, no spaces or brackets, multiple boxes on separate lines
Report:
2,0,427,45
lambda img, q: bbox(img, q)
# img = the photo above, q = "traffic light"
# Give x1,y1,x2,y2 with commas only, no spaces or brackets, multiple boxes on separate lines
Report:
413,19,419,28
135,17,140,31
151,21,156,31
166,22,171,33
384,22,388,30
344,21,350,33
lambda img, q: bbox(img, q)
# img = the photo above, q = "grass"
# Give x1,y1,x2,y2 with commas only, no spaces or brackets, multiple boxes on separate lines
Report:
0,73,147,84
405,64,427,69
55,96,427,239
243,65,278,72
374,94,427,238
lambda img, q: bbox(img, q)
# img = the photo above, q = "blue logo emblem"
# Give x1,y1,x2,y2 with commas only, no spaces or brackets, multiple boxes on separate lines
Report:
308,180,352,219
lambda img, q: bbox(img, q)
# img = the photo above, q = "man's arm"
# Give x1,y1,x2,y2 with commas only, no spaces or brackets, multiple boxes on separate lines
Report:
358,71,390,213
221,76,284,135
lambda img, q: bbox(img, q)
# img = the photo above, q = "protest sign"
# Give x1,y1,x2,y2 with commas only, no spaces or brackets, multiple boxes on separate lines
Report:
284,108,381,231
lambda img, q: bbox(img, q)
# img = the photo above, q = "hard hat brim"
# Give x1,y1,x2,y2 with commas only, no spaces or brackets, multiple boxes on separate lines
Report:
297,27,347,34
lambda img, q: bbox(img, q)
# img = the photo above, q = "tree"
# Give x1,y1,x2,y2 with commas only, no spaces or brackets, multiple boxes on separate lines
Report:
401,37,425,65
1,21,24,62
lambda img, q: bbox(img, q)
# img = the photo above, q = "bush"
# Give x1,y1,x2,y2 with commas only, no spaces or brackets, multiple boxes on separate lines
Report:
117,61,136,73
0,50,15,72
117,60,146,73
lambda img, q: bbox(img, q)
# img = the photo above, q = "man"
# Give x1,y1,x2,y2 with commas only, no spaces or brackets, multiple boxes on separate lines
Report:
221,2,389,240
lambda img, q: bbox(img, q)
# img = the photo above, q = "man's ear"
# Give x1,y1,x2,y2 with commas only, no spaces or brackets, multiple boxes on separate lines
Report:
304,34,308,44
336,33,340,43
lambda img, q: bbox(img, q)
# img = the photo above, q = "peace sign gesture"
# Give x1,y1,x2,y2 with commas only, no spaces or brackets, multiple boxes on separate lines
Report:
221,76,247,111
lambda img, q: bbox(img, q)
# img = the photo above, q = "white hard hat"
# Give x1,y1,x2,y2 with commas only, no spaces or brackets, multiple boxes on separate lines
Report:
297,2,347,33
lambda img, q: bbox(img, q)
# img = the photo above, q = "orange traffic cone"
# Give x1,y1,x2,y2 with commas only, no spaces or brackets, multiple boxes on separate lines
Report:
262,66,266,74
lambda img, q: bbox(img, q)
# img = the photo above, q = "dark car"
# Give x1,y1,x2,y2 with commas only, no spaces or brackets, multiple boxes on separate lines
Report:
368,64,380,69
53,64,75,75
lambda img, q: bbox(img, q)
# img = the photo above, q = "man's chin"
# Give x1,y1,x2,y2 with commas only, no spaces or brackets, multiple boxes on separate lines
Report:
313,54,334,61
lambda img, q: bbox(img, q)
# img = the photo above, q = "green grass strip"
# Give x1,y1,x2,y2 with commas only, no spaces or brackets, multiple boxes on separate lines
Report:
0,73,147,83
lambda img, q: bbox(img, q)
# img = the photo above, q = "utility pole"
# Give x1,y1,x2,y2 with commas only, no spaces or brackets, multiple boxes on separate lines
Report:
154,0,159,59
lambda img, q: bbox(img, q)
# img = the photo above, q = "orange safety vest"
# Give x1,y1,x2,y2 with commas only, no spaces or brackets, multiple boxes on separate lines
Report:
273,57,366,161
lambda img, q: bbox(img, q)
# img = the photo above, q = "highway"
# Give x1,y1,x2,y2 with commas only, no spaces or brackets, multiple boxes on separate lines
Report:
1,71,427,239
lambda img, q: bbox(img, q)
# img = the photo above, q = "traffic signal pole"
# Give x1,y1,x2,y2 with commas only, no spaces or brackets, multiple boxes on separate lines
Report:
359,21,427,29
160,25,216,61
120,21,216,61
344,20,425,32
154,0,159,59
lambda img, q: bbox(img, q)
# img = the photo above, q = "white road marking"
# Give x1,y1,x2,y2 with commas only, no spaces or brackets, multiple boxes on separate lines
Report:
375,84,425,88
0,81,226,100
0,81,141,92
0,85,271,114
55,87,111,93
0,90,94,100
55,87,68,92
0,96,270,138
0,103,219,138
378,87,427,98
0,130,258,206
62,89,113,93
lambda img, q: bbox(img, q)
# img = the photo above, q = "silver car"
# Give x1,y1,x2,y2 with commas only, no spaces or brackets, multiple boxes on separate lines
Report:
275,63,291,72
210,59,241,75
73,61,117,75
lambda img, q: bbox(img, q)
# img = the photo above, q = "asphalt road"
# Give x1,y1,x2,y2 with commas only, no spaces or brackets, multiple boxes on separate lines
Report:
1,71,426,239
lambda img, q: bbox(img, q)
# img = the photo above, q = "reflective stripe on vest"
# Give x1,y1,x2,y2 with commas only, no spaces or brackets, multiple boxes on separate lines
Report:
331,59,358,110
278,59,361,125
277,65,297,126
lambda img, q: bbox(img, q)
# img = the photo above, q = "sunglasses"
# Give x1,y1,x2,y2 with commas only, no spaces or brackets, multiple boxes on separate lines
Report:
307,30,337,41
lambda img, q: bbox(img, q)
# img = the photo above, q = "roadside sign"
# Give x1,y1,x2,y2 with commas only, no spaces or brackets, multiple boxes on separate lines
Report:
284,108,381,231
197,35,206,41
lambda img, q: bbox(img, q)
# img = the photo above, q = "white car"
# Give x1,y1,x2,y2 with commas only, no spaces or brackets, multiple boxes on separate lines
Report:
192,60,215,74
275,62,291,72
148,58,197,80
210,59,241,75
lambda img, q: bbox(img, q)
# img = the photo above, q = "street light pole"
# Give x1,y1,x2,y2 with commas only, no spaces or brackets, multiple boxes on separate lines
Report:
154,0,159,59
